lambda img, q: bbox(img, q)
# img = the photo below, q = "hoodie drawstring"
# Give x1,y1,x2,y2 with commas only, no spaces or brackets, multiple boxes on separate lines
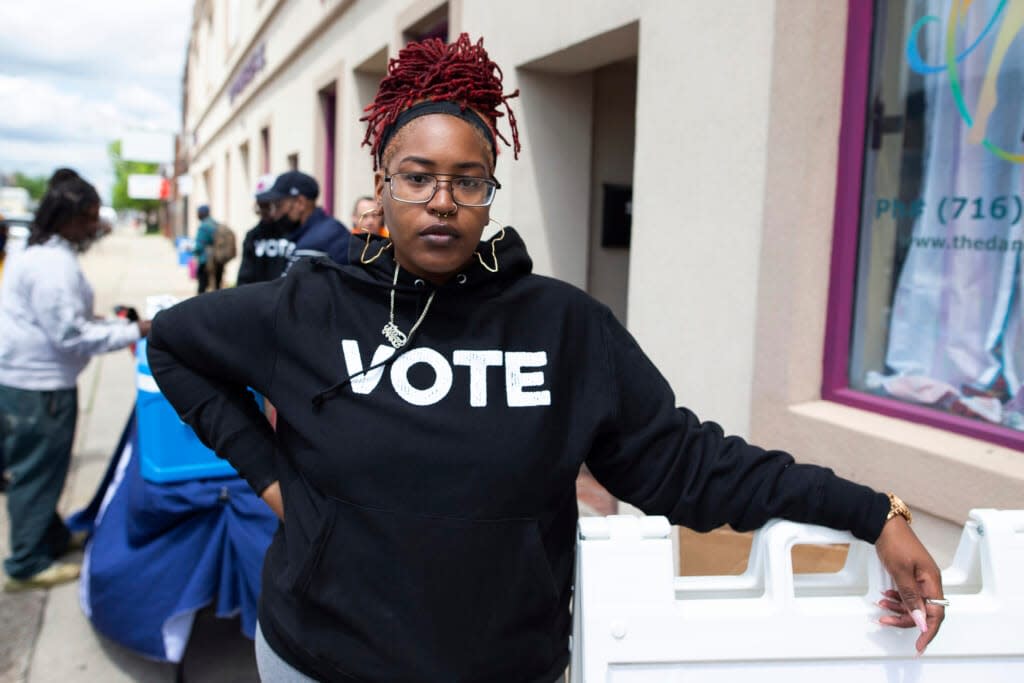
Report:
311,283,434,411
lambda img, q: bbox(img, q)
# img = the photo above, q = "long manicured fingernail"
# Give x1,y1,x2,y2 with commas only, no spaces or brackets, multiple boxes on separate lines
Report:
911,609,928,633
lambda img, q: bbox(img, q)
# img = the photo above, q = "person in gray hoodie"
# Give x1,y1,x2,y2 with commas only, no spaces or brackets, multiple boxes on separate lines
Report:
0,176,150,592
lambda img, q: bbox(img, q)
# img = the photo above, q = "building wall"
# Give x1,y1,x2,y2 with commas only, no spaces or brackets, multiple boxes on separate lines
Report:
750,0,1022,558
463,1,774,437
182,0,1023,558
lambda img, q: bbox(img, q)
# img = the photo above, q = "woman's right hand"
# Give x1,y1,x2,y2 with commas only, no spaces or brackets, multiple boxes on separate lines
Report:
874,517,945,653
261,481,284,520
137,319,152,337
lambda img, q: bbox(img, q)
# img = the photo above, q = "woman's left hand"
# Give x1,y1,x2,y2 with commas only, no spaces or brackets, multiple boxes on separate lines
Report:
874,517,945,653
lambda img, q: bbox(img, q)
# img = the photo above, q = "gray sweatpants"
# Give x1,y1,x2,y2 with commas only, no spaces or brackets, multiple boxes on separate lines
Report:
255,623,318,682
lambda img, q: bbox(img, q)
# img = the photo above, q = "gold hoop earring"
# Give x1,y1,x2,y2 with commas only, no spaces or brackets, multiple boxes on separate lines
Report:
360,233,393,264
475,226,505,273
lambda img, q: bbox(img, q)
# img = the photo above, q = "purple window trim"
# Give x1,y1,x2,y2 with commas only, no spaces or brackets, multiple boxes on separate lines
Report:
821,0,1024,452
826,387,1024,449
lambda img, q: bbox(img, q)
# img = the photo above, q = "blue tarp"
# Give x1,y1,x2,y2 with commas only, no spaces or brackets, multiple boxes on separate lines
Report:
68,412,278,662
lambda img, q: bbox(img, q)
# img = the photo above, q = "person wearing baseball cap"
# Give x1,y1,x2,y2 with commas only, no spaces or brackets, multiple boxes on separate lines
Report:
256,170,349,271
236,174,297,285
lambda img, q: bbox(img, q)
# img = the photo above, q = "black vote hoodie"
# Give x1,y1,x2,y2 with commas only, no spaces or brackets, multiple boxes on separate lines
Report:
147,227,889,682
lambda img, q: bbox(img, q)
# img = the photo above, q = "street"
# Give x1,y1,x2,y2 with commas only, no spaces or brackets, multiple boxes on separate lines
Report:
0,227,256,683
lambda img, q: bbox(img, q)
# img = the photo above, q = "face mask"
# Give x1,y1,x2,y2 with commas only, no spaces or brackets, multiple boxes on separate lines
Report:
272,214,300,234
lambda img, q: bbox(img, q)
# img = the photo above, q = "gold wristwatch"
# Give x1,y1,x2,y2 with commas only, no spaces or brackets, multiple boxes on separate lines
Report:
886,492,912,525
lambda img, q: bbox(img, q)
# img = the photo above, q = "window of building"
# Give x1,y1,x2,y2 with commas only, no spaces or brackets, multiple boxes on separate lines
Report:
203,4,215,93
260,127,270,173
403,3,448,45
825,0,1024,448
319,83,337,216
239,141,251,193
227,0,241,50
224,149,231,226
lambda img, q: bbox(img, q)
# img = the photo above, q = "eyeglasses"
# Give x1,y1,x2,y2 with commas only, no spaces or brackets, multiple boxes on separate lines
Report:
384,173,500,207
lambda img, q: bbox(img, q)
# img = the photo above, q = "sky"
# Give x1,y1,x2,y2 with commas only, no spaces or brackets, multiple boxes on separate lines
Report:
0,1,193,203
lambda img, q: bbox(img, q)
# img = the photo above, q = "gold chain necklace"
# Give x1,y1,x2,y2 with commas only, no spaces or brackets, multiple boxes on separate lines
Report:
382,264,436,349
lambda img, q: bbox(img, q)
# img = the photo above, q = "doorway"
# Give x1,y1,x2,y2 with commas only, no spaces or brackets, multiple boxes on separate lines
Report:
319,83,338,216
518,22,639,323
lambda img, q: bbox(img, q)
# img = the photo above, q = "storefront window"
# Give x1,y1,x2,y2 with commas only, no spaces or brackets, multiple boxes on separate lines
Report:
838,0,1024,440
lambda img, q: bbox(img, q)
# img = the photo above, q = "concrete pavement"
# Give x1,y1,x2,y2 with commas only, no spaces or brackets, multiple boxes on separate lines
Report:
0,227,257,683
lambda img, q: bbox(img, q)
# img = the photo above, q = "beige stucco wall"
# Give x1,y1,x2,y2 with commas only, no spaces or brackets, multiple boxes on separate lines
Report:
750,0,1024,544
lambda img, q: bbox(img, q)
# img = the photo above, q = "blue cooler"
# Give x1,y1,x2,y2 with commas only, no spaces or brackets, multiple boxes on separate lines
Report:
175,237,194,266
136,338,238,483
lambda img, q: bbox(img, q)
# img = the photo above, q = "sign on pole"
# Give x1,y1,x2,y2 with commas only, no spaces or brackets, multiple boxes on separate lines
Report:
128,174,169,200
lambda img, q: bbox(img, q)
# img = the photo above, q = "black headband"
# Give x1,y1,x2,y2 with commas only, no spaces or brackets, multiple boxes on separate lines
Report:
376,100,497,167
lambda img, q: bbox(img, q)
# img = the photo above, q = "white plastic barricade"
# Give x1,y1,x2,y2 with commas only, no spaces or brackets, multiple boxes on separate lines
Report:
570,509,1024,682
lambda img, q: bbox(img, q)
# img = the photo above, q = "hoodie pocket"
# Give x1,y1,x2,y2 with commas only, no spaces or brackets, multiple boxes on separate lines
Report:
291,497,560,681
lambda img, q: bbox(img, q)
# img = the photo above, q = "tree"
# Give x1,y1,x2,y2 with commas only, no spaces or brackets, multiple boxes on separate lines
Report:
9,172,48,200
108,140,163,212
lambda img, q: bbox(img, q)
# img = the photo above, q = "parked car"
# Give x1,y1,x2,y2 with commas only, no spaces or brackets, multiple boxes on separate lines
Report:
1,213,33,262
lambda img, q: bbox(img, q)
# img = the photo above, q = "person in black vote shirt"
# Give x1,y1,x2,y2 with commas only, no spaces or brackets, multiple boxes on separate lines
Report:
236,174,296,285
148,33,946,683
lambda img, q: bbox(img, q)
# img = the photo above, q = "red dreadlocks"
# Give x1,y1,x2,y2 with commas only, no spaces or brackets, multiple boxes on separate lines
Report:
361,33,521,170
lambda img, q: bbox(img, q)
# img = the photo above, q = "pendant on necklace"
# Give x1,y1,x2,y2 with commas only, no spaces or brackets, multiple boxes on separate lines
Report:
382,322,407,349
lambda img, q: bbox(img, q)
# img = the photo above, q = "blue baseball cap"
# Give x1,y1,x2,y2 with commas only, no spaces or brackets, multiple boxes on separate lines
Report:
256,171,319,202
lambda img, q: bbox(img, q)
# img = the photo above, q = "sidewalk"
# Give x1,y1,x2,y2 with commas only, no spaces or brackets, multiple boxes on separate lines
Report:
0,228,257,683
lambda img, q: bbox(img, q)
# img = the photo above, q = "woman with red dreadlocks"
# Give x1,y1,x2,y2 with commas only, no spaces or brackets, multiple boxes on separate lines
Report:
148,33,943,682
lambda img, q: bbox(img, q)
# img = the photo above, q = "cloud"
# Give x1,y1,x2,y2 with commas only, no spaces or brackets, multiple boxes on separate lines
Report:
0,1,190,86
0,0,191,202
0,76,122,143
0,136,114,203
113,84,180,123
